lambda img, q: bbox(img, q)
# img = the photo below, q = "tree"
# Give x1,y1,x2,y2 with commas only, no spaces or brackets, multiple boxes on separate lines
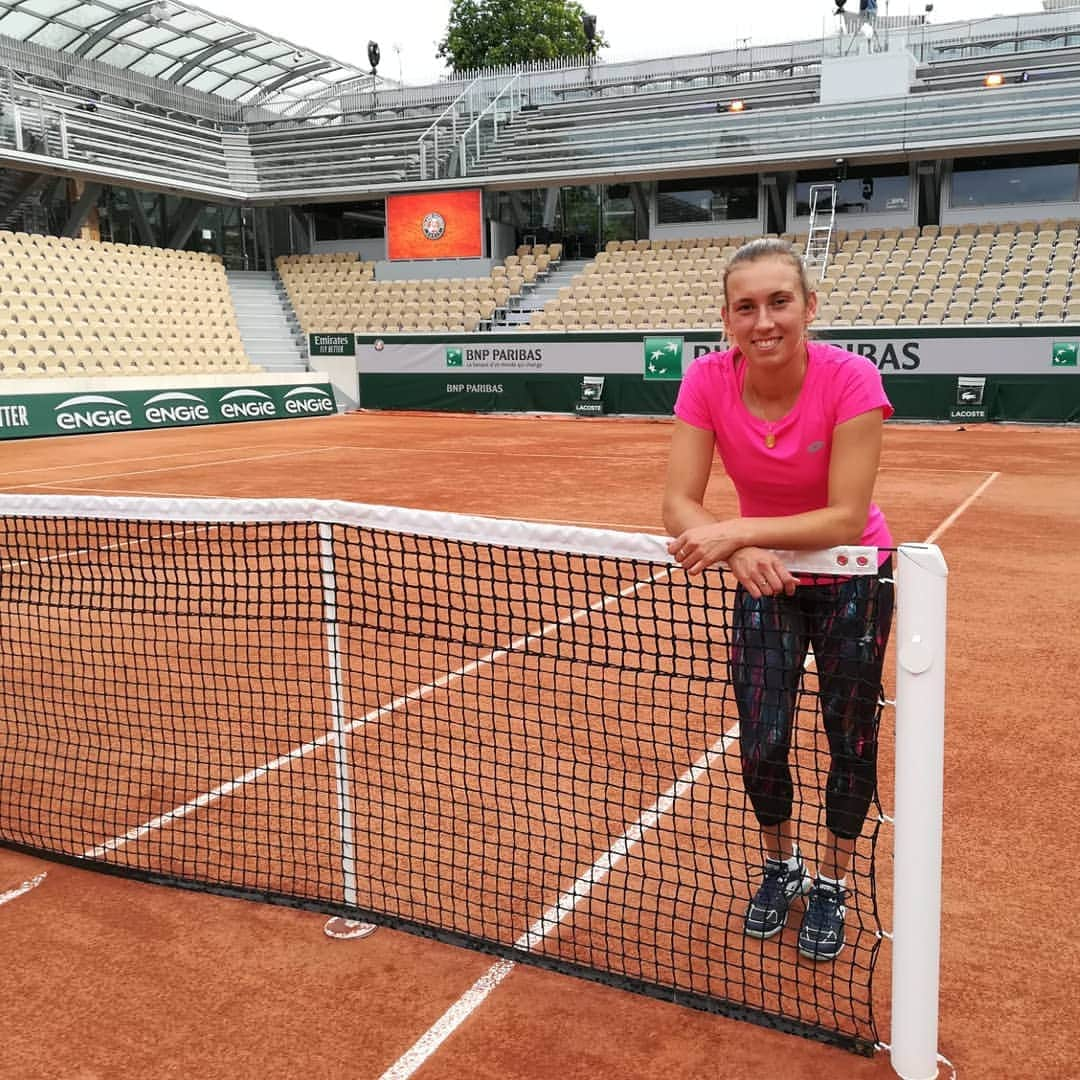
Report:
437,0,606,73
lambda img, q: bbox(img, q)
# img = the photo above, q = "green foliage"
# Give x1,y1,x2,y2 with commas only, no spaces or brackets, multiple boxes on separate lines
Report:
437,0,606,73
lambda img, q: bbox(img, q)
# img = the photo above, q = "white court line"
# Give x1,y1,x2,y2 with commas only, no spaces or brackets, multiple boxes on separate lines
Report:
1,446,344,492
925,472,1000,544
0,871,47,907
0,443,317,482
379,473,1004,1078
22,487,229,499
0,523,212,574
77,567,669,860
285,443,995,475
380,718,742,1080
318,444,658,463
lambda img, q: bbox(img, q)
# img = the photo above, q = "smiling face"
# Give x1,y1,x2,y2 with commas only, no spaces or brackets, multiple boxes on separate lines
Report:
721,255,817,374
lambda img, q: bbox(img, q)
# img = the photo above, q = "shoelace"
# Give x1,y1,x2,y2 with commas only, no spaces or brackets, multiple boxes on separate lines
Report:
756,863,792,904
804,887,843,932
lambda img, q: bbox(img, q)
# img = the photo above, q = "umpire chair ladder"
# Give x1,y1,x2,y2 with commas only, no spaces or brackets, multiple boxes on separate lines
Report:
803,183,837,281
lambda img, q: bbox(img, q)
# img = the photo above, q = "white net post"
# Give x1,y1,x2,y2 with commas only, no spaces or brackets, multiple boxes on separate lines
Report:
890,543,948,1080
318,521,356,909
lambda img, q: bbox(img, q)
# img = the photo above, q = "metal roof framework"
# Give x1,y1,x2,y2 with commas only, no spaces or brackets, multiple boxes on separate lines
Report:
0,0,374,105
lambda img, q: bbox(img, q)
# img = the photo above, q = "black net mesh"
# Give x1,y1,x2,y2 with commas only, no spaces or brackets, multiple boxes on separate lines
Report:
0,510,890,1054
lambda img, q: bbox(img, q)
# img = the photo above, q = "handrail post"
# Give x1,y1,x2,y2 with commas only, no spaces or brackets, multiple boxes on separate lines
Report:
415,74,483,188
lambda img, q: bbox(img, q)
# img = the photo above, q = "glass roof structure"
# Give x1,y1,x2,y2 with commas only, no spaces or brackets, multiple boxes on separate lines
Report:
0,0,373,104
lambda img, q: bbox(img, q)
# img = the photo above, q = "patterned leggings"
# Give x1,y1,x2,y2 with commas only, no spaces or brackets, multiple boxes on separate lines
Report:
729,559,894,841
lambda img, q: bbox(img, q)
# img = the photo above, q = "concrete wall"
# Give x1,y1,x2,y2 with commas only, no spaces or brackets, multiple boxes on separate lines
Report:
819,48,917,105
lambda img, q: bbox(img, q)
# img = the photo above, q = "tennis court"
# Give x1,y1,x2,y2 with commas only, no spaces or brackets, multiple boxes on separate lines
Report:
0,410,1077,1079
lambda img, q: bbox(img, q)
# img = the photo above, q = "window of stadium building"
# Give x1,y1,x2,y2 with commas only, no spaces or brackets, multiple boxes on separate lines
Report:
312,202,385,242
950,152,1080,208
656,177,758,225
794,166,911,216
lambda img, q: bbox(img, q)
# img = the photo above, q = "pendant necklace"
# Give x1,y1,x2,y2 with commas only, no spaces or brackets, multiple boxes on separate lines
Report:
746,381,779,449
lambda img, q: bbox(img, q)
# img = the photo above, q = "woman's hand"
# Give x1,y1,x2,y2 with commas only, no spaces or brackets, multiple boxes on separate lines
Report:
727,546,798,598
667,521,744,576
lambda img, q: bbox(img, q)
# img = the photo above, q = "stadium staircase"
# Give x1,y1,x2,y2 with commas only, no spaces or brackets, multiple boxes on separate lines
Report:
226,270,308,372
0,166,50,233
495,258,589,328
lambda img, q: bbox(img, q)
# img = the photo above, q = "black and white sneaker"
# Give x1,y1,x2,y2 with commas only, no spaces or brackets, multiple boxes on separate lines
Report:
798,880,847,961
744,858,811,939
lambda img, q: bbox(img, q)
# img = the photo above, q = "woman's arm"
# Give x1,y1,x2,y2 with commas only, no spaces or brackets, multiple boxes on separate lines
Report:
661,419,720,536
665,409,886,577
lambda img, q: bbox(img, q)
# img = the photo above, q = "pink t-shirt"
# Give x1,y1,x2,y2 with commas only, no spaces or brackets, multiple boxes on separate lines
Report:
674,341,894,551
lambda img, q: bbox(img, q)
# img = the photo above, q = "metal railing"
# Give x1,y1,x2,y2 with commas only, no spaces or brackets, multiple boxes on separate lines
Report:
456,74,524,178
5,65,1080,205
1,12,1079,204
416,75,487,180
1,7,1079,137
0,35,252,124
460,75,1080,185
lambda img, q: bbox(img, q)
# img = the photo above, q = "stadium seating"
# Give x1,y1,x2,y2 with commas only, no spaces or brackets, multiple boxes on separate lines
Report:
525,222,1080,330
277,245,561,333
0,231,255,379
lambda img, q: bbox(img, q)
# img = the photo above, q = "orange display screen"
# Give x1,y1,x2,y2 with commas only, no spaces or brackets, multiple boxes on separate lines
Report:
386,189,483,261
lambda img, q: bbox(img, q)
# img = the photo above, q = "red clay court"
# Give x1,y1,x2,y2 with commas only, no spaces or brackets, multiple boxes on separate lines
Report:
0,411,1076,1080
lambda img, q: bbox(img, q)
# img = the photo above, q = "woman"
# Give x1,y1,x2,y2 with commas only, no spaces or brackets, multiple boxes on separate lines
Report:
661,238,895,962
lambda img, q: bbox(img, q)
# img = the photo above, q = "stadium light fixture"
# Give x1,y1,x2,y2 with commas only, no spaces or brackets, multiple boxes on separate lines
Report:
983,71,1005,88
582,13,597,56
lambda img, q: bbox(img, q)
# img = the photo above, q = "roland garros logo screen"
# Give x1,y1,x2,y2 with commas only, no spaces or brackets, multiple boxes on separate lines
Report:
387,190,483,261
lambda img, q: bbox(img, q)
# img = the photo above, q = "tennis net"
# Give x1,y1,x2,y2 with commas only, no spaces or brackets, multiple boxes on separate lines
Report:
0,494,942,1059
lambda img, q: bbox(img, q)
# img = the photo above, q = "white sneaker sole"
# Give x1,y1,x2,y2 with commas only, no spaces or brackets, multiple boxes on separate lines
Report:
798,940,845,962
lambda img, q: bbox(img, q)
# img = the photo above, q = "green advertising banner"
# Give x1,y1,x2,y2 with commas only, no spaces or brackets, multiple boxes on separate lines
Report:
343,326,1080,421
0,382,337,441
309,333,356,357
643,337,684,380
